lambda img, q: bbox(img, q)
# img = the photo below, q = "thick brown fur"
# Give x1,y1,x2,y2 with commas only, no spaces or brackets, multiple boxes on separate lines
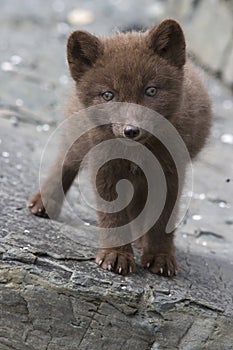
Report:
28,19,211,276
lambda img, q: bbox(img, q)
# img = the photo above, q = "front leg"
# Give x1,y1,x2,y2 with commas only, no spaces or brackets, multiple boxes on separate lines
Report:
95,209,135,275
140,165,183,277
94,164,135,275
28,144,81,218
141,227,178,277
28,127,110,218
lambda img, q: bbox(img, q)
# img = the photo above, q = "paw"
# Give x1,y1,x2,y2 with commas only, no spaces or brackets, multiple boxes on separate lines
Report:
27,192,49,218
27,191,62,219
141,252,178,277
96,248,135,275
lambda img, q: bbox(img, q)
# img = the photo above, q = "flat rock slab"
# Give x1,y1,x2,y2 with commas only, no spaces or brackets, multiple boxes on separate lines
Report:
0,1,233,349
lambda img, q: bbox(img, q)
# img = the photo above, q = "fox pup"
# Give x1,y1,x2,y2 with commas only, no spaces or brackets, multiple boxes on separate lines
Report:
28,19,211,276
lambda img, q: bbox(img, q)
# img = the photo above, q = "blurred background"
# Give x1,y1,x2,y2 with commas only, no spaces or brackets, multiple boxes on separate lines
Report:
0,0,232,126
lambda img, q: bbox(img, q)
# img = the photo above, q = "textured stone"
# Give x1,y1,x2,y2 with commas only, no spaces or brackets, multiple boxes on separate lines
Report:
184,0,233,72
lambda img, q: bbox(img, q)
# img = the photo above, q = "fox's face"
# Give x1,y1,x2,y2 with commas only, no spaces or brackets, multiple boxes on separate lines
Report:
67,19,186,141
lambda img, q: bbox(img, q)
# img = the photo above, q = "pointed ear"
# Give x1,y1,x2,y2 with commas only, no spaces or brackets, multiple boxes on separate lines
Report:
67,30,103,81
147,19,186,68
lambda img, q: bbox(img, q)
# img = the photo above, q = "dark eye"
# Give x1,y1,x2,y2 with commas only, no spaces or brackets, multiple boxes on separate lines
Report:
145,86,157,97
102,91,114,101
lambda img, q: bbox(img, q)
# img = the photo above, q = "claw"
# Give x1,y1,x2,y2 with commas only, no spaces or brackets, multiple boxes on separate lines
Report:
98,259,103,266
118,267,122,274
107,264,112,271
146,262,150,268
27,202,34,208
129,266,133,273
160,267,163,274
167,270,171,277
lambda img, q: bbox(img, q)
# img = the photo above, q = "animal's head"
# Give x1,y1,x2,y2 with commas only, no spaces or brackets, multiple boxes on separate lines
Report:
67,19,186,141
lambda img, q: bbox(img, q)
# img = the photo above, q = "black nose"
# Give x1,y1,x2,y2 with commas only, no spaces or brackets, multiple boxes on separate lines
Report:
123,125,140,139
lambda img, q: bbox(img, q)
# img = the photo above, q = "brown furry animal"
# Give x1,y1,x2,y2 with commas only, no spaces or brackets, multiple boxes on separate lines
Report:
28,19,211,276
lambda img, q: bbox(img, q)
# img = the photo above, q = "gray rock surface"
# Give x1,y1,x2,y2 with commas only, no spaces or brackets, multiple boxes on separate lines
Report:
223,43,233,86
0,1,233,349
184,0,233,72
